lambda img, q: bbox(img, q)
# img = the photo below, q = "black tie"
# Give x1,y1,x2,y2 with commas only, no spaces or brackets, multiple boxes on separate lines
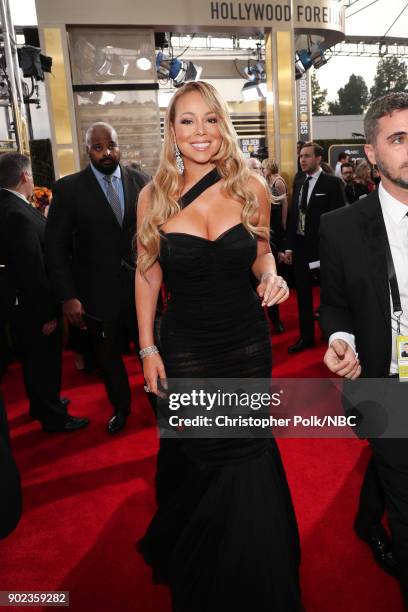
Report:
300,176,312,213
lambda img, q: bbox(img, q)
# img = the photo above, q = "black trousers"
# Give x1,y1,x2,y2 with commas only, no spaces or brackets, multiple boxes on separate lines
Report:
87,272,136,414
369,438,408,607
10,306,67,427
87,268,152,415
293,235,315,342
355,457,386,534
0,392,21,539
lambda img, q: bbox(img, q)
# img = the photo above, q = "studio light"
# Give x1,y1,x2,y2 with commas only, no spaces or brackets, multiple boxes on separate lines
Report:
241,80,267,102
17,46,52,81
241,59,266,101
295,42,328,80
156,52,202,87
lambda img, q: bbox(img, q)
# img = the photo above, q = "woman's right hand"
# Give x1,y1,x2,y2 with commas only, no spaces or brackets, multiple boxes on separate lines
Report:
142,353,167,396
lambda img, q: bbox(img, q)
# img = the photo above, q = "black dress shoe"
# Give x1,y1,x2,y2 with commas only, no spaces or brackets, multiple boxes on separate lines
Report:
30,397,71,420
288,338,315,353
108,411,130,435
355,525,398,578
42,415,90,433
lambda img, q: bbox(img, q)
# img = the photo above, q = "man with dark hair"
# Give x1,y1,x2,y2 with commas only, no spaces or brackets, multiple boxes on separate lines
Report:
296,140,305,172
284,141,346,353
0,153,88,432
335,151,350,178
341,162,369,204
45,123,150,435
321,91,408,603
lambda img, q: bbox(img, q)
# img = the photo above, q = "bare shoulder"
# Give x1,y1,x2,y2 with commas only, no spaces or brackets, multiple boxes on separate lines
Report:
248,174,269,202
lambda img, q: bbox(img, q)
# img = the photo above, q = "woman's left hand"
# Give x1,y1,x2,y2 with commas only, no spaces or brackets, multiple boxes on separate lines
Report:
257,272,289,307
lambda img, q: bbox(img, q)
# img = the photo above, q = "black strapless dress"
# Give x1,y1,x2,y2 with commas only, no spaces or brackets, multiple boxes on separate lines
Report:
138,169,301,611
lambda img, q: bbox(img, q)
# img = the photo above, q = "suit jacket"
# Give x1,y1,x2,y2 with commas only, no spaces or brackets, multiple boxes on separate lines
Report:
344,181,369,205
45,164,149,320
286,171,346,262
0,189,56,324
0,392,22,539
320,190,393,378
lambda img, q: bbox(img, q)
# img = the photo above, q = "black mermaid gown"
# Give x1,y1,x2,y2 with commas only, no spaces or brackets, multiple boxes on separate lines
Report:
139,169,301,611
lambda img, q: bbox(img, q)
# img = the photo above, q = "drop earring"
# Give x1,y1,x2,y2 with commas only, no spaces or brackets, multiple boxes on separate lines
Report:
174,143,184,175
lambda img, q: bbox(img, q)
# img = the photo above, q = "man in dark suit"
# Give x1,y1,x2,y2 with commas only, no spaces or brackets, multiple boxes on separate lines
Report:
284,142,346,353
401,343,408,358
320,92,408,605
45,123,149,435
0,392,21,539
341,162,369,204
0,153,89,433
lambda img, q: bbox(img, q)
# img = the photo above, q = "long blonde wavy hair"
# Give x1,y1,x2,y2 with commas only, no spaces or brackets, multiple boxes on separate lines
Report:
138,81,269,273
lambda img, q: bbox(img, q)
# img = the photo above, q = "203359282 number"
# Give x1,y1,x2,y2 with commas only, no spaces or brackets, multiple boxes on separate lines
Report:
0,592,69,607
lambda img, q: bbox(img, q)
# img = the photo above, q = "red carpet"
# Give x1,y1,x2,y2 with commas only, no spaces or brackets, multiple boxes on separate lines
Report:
1,289,404,611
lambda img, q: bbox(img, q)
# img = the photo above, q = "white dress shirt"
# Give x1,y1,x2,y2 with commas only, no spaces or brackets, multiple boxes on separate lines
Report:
335,161,343,179
329,182,408,374
286,167,323,250
304,167,323,205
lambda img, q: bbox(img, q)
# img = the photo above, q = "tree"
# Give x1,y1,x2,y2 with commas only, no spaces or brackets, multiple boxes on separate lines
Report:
328,74,369,115
369,57,408,102
311,71,328,116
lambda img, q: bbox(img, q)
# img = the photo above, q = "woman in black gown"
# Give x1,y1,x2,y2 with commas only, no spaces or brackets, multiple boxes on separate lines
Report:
135,81,301,611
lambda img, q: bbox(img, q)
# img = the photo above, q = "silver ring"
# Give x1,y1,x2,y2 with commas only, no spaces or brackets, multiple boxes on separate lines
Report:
144,384,151,393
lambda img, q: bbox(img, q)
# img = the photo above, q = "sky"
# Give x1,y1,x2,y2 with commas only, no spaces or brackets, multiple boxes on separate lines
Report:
7,0,408,103
316,0,408,103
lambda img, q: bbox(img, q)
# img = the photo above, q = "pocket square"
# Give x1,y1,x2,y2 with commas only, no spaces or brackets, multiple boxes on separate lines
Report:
314,193,327,196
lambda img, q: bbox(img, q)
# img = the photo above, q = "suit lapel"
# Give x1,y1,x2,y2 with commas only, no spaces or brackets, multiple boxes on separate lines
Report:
359,192,391,326
84,166,122,228
2,191,46,226
22,199,46,225
120,166,136,227
308,171,324,203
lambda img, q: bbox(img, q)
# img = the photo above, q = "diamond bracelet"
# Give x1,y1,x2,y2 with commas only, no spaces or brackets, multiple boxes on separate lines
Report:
139,345,159,359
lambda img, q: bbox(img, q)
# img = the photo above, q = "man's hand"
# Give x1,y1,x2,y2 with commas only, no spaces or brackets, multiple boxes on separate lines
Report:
63,298,85,328
323,339,361,379
282,252,292,265
42,319,57,335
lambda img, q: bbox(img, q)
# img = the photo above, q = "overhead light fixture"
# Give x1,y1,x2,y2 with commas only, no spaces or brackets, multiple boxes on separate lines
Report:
240,43,266,101
136,57,152,71
241,80,267,101
241,65,266,101
295,42,328,80
156,51,202,87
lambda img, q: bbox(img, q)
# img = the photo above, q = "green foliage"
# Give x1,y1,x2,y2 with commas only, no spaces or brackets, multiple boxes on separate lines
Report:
328,74,369,115
311,71,328,116
369,57,408,102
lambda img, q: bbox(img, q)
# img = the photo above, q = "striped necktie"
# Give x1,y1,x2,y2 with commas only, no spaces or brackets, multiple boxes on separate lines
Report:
103,175,123,225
